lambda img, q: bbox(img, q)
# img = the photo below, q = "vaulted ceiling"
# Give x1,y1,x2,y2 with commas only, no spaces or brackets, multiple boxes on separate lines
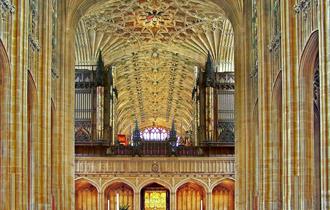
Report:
74,0,234,135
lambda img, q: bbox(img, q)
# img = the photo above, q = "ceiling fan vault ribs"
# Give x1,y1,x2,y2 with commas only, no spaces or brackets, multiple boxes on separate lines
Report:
74,0,234,135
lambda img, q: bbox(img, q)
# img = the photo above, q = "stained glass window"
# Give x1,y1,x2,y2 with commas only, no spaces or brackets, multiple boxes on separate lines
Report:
144,190,167,210
141,127,169,141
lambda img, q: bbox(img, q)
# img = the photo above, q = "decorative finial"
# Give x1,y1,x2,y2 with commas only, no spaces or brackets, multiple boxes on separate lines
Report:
205,51,214,87
96,50,105,86
169,118,177,140
132,119,141,143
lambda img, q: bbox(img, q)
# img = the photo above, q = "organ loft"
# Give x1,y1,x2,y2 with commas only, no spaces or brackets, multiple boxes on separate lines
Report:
0,0,329,210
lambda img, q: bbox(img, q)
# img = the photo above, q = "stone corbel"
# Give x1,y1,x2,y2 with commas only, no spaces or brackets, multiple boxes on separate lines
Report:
0,0,15,18
294,0,311,20
268,32,281,53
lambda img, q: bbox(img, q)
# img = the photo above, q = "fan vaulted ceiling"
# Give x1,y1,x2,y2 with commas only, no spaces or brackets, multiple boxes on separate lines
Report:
74,0,234,135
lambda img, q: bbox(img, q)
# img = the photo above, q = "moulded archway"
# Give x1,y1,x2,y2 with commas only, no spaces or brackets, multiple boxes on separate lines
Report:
212,179,235,210
139,179,173,193
75,178,99,210
0,39,11,210
298,30,320,209
27,71,37,210
140,182,170,210
104,182,135,210
269,71,283,208
176,182,207,210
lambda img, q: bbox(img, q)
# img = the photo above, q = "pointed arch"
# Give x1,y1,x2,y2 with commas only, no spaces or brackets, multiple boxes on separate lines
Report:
174,178,209,193
75,178,99,210
176,180,207,210
0,38,11,210
212,179,235,210
101,178,137,193
103,181,135,210
138,179,172,193
75,177,101,192
298,30,320,209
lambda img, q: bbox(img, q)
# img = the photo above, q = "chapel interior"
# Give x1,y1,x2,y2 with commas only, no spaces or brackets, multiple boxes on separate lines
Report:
0,0,329,210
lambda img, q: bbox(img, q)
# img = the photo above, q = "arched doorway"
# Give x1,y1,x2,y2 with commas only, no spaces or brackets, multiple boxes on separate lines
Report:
176,182,206,210
212,179,234,210
104,182,134,210
141,183,170,210
298,30,320,209
75,179,99,210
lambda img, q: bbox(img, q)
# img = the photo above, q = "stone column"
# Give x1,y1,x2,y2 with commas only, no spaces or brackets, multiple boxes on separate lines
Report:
6,1,29,209
206,191,212,210
319,1,330,209
280,1,299,209
134,192,140,210
98,192,103,210
170,191,176,210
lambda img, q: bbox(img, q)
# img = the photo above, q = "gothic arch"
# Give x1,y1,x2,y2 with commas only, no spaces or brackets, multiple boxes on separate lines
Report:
298,30,320,209
103,181,135,210
211,179,235,210
270,70,283,208
174,178,209,193
176,181,207,210
138,179,172,193
0,38,11,210
75,178,99,210
101,178,137,193
75,177,100,192
251,99,259,209
210,177,236,191
27,70,38,210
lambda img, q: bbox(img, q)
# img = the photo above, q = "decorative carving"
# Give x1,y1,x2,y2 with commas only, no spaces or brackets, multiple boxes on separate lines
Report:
51,0,58,79
75,121,92,142
268,32,281,53
28,34,40,51
294,0,311,19
30,0,39,33
151,162,160,173
215,72,235,90
76,0,234,132
313,57,320,110
217,121,235,143
251,0,258,76
82,0,226,44
75,156,235,175
75,127,91,142
0,0,15,19
29,0,40,52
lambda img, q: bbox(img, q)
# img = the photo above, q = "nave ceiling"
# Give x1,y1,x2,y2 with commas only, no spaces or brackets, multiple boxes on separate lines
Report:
74,0,234,134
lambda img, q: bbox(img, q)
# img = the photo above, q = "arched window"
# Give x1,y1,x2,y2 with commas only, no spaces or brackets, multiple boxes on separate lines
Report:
141,127,169,141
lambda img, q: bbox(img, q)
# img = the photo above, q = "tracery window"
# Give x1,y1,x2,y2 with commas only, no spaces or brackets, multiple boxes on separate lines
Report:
141,127,169,141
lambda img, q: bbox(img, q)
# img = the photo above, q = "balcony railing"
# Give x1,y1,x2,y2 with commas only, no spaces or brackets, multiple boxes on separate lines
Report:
107,141,204,157
75,156,235,176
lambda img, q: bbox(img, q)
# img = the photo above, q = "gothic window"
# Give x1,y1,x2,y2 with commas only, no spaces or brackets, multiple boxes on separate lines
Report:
141,127,169,141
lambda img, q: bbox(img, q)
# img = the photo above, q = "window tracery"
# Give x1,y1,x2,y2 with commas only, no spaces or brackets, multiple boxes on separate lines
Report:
141,127,169,141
